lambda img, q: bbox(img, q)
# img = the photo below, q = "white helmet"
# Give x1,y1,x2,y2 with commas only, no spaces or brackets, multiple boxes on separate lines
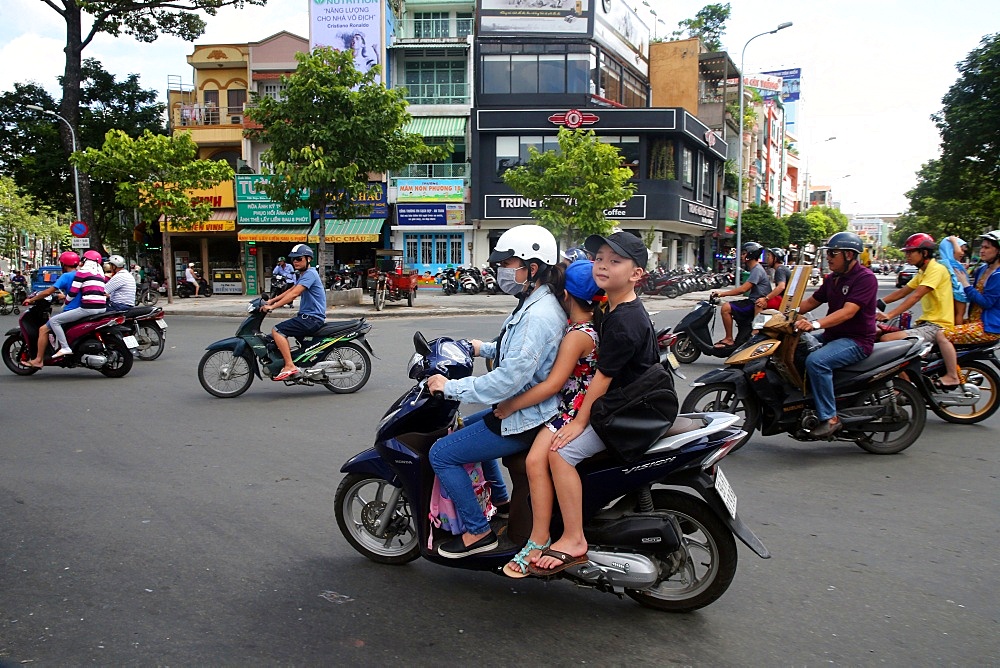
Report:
188,262,195,267
108,254,126,268
488,224,558,266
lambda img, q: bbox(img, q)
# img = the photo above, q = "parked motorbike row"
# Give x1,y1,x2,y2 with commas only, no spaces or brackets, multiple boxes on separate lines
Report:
637,266,733,298
436,265,499,295
2,293,168,378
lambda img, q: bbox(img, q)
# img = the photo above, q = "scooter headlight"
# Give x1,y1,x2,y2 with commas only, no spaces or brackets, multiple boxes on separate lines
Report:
407,352,426,379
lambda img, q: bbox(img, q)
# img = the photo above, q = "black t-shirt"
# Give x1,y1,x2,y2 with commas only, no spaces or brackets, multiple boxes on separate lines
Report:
597,298,658,391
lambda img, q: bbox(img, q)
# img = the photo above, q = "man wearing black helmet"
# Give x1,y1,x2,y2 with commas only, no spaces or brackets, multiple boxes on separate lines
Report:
793,231,879,439
710,242,771,347
261,244,327,381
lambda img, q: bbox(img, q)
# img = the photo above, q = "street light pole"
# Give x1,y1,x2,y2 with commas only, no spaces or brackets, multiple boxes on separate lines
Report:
735,21,792,286
25,104,82,223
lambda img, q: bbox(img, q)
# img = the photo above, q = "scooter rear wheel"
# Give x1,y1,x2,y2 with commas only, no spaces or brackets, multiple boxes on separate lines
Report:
135,322,166,361
2,336,38,376
99,338,134,378
851,379,925,454
928,359,1000,424
625,491,738,613
335,473,420,565
320,341,372,394
198,349,254,398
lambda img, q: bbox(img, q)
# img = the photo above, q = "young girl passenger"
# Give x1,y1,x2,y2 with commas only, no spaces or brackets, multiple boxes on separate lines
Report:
491,259,600,578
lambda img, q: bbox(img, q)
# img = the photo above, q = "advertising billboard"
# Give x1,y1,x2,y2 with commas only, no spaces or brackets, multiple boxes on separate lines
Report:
761,67,801,102
309,0,383,83
593,0,649,76
477,0,591,35
235,175,311,225
397,178,465,203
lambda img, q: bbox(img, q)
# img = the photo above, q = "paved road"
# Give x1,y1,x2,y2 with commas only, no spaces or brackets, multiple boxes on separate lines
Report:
1,282,996,665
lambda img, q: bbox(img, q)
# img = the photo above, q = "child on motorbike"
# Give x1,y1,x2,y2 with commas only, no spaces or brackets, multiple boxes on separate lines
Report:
530,232,659,576
491,259,600,578
426,225,567,559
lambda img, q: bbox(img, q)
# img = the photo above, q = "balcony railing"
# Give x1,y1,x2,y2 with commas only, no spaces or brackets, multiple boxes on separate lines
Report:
174,104,244,127
402,82,470,105
391,163,469,179
396,18,474,40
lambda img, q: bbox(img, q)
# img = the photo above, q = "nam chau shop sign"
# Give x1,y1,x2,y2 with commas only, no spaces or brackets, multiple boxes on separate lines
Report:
484,194,647,219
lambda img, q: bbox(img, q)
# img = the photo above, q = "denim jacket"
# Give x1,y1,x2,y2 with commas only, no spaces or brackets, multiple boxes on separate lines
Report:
444,284,566,435
965,264,1000,334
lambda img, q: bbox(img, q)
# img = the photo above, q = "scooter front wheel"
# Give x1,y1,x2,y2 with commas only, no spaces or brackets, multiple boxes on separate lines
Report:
681,382,759,449
2,336,38,376
198,349,254,398
626,490,738,613
671,333,701,364
335,473,420,565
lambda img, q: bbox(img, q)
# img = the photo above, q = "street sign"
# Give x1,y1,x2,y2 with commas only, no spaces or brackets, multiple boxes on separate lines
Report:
70,221,89,238
70,237,89,249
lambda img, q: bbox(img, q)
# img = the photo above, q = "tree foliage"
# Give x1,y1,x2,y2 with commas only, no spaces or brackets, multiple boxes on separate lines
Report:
0,59,166,251
245,47,448,271
0,176,69,267
72,130,233,300
671,3,732,52
502,127,635,243
903,34,1000,239
38,0,265,232
739,203,788,248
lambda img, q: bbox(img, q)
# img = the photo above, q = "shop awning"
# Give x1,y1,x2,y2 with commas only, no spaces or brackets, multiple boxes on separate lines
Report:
405,116,467,137
309,218,384,243
238,225,312,242
164,209,237,232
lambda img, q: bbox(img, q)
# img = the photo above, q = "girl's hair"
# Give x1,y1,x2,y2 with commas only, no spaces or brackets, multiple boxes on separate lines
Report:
537,261,565,297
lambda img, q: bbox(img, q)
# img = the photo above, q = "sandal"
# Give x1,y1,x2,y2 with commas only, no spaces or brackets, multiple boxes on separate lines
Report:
713,340,735,348
933,378,961,392
527,548,589,576
502,538,551,579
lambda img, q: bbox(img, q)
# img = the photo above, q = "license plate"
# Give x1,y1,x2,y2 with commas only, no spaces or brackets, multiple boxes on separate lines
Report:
122,335,139,349
155,319,168,329
714,467,738,518
665,351,680,369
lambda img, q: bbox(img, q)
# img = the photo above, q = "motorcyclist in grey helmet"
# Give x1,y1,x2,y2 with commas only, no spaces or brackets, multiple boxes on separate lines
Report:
710,242,771,347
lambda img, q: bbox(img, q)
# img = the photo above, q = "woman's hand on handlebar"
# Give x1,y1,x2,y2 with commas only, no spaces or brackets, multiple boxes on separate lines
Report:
469,339,482,357
426,374,447,396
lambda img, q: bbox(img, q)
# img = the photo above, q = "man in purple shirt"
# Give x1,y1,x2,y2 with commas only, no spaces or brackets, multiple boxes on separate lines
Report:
793,232,879,439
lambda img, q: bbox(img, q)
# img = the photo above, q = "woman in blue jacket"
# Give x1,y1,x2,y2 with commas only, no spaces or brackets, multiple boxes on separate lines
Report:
934,231,1000,390
426,225,567,559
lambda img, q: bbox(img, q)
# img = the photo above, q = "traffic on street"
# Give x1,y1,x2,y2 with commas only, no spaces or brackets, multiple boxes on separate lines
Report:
1,273,996,664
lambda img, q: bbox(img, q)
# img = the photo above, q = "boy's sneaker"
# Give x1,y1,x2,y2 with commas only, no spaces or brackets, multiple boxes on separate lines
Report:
51,347,73,359
437,531,499,558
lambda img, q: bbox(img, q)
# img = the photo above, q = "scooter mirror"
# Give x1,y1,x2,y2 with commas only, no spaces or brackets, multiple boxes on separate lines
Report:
413,331,431,356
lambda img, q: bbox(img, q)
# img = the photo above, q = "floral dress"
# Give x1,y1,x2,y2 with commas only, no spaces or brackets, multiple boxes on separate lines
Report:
545,321,600,432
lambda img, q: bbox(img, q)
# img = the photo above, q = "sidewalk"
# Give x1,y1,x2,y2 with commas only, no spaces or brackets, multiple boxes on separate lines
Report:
156,286,716,319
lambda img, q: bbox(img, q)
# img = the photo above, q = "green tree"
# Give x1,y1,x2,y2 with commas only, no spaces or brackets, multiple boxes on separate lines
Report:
72,130,233,302
2,60,166,252
502,127,635,244
671,3,732,51
35,0,264,235
740,203,788,248
245,47,448,273
0,176,69,267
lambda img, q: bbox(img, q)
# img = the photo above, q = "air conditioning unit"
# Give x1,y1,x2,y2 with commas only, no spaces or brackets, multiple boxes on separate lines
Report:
649,231,663,254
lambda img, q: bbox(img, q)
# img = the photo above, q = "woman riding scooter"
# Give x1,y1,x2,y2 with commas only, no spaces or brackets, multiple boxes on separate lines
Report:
425,225,567,558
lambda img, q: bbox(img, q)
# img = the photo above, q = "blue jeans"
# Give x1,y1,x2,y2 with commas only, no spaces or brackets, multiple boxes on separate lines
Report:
805,337,866,421
428,409,523,535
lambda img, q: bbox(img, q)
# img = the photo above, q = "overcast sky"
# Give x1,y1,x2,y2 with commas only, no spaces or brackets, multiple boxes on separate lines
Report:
1,0,994,215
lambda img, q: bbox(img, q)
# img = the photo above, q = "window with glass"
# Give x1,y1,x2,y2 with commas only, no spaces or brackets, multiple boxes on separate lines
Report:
414,12,448,38
456,13,473,38
404,61,466,104
682,147,694,187
648,138,676,181
702,157,712,199
261,83,287,101
495,135,561,177
405,233,464,269
599,136,640,179
481,50,593,96
600,55,622,103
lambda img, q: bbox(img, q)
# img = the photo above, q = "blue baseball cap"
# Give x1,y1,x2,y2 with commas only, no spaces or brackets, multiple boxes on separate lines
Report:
565,259,598,302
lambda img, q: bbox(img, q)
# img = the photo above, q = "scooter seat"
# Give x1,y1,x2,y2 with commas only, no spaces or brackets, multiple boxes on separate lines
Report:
838,340,915,374
119,306,156,318
74,310,120,324
314,320,363,337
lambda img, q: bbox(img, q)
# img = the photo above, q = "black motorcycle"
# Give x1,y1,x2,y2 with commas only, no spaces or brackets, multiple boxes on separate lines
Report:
176,276,213,298
334,332,769,612
681,311,929,454
669,295,755,364
197,296,373,398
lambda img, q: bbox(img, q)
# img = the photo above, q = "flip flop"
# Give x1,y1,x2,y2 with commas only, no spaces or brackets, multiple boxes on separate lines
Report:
527,548,589,576
933,378,961,392
713,340,735,348
273,368,300,381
